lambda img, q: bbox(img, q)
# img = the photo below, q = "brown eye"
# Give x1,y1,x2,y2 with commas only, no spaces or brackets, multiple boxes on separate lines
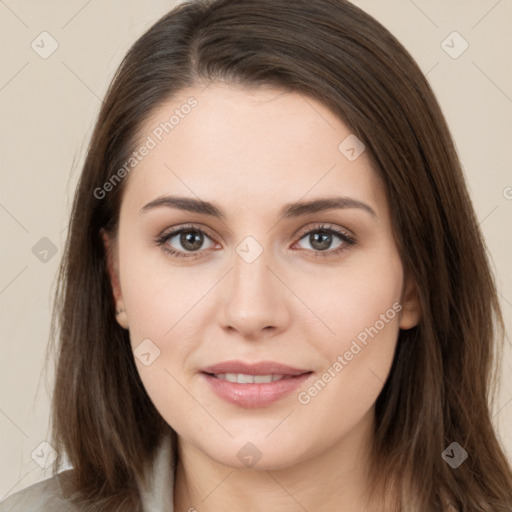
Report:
178,230,205,252
155,226,216,258
294,225,356,257
300,230,340,251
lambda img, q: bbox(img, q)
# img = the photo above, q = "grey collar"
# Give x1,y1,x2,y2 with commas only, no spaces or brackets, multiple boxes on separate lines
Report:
136,432,176,512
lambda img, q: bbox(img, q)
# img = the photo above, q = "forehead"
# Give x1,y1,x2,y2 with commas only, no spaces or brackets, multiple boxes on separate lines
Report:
123,83,386,218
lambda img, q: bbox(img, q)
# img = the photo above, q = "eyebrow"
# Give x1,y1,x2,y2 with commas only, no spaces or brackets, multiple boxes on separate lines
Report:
140,195,377,220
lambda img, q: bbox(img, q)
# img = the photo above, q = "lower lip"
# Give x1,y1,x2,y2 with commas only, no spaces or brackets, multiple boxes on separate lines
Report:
200,372,313,408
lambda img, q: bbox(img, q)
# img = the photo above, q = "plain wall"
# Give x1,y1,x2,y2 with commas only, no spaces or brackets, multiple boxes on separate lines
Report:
1,0,511,497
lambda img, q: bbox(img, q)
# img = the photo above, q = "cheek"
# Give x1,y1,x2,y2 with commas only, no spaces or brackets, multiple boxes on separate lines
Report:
295,310,401,438
296,258,403,415
121,266,199,423
118,242,213,415
118,235,207,340
295,247,403,350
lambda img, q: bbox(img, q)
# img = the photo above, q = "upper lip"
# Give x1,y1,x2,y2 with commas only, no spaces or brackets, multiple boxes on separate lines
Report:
201,360,312,376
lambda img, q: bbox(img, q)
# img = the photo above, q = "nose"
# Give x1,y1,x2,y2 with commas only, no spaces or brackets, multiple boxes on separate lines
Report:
218,243,291,340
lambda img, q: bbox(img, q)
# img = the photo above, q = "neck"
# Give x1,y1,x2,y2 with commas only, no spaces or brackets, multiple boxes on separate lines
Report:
173,408,389,512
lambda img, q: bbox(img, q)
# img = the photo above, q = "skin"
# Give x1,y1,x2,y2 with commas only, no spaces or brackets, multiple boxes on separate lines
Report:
103,83,422,512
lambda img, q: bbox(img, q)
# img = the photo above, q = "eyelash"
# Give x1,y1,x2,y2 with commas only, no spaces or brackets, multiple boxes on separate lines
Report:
154,223,357,259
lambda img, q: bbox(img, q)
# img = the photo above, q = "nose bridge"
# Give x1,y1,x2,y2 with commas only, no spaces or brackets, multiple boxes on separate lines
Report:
233,240,272,295
220,236,289,336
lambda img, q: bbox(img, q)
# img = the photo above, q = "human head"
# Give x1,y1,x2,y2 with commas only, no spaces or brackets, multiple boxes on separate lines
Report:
50,0,511,510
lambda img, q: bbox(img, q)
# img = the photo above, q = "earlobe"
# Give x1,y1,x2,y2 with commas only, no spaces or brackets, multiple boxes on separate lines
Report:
100,228,129,330
115,309,130,330
399,274,422,330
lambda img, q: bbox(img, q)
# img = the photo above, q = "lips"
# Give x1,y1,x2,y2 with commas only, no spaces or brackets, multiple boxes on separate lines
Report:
200,360,314,408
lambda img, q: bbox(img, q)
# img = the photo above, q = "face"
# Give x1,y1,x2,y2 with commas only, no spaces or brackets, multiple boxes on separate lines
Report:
103,83,421,470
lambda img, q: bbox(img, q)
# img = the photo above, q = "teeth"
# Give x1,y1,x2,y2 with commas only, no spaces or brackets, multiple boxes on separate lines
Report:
214,373,286,383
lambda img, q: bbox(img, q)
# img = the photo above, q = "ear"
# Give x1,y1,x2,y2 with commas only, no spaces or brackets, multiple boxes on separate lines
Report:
101,228,129,330
399,273,422,330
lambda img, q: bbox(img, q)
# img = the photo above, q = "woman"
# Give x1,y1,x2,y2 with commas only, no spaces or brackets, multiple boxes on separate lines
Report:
1,0,511,510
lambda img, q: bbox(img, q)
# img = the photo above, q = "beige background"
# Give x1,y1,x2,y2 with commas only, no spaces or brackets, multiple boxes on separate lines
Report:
1,0,511,497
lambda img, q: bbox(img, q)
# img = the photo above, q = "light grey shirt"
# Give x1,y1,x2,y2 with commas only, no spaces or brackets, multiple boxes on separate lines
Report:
0,434,175,512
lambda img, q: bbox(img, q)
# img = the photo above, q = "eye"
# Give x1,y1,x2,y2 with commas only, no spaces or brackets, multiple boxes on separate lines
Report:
293,223,356,258
155,224,217,258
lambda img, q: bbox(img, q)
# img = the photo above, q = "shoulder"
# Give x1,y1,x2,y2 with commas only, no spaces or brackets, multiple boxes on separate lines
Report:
0,471,77,512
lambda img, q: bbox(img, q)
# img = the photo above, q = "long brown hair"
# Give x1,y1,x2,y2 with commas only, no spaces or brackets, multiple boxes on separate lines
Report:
48,0,512,510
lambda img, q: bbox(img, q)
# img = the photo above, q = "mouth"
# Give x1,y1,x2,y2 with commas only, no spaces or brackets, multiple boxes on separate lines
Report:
199,361,314,408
